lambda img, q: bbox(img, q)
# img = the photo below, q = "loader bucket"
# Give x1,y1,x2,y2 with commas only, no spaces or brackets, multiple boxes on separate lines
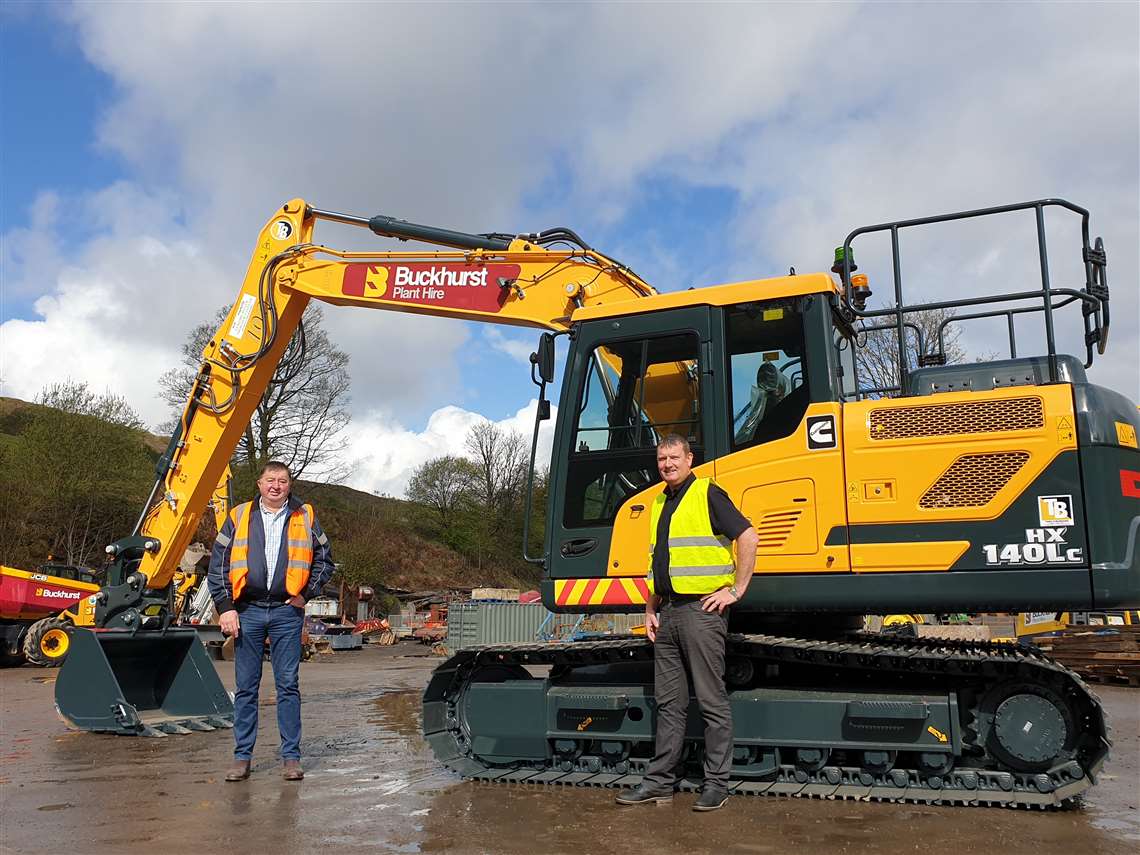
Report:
54,627,234,736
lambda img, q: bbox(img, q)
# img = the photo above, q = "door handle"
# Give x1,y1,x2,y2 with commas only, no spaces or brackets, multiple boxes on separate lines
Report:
560,538,597,557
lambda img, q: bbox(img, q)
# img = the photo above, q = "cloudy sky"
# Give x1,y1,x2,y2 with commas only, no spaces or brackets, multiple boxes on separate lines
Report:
2,2,1137,496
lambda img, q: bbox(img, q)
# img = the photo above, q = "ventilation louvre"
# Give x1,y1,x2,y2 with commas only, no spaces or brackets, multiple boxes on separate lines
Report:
756,509,802,548
919,451,1031,509
870,397,1044,440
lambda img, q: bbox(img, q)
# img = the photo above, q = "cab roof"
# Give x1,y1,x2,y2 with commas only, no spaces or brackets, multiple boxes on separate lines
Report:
571,272,840,322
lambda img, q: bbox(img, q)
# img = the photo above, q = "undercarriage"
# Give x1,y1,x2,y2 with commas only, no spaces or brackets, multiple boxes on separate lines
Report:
423,634,1108,808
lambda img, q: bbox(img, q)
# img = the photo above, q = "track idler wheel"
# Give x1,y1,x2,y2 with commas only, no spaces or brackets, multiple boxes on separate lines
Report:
984,683,1075,772
23,617,71,667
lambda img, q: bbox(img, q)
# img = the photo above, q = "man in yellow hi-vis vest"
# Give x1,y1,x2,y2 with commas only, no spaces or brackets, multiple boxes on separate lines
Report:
616,434,758,812
207,461,334,783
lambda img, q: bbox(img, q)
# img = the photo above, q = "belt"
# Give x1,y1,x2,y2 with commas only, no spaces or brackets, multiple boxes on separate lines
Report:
659,591,703,605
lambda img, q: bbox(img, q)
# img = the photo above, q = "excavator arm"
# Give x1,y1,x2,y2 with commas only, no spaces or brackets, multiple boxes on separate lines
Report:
101,200,658,625
57,199,659,734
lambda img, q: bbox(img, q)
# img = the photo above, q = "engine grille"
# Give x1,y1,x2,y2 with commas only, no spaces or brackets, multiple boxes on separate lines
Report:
918,451,1031,509
756,510,802,548
869,397,1044,440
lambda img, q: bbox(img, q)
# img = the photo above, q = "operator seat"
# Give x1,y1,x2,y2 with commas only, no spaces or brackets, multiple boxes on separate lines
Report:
750,382,810,446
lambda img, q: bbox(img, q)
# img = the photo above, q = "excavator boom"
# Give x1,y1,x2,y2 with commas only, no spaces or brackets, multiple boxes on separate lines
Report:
54,200,660,734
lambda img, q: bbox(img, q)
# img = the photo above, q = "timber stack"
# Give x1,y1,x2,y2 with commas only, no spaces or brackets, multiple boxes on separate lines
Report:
1036,626,1140,686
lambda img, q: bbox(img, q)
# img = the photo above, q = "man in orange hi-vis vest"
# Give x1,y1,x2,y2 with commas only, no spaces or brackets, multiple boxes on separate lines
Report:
207,461,334,783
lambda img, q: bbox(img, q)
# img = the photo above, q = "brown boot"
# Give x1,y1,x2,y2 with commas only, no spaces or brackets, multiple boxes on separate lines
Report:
225,760,251,782
283,759,304,781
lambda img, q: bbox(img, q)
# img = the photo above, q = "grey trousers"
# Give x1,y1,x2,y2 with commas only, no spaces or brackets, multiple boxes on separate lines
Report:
642,598,732,790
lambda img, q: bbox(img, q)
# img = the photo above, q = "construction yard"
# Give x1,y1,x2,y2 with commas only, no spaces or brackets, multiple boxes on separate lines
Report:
0,642,1136,855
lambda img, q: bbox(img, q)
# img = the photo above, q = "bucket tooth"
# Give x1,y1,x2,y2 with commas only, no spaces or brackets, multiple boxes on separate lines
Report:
206,715,235,729
183,719,216,732
157,722,193,735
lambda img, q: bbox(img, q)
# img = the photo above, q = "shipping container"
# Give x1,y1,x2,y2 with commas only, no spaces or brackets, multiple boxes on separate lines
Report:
445,602,643,654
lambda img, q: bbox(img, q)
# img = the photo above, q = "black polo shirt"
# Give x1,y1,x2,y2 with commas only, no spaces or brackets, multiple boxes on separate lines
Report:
651,473,751,597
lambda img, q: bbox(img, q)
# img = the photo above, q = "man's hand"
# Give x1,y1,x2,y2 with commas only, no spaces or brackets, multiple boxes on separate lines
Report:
645,610,660,643
219,609,240,637
287,594,306,609
700,587,737,614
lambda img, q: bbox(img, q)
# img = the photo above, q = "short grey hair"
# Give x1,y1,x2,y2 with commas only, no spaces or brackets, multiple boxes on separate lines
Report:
656,433,691,455
258,461,293,481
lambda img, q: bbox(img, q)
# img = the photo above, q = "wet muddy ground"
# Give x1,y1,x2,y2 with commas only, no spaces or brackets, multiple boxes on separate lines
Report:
1,643,1136,854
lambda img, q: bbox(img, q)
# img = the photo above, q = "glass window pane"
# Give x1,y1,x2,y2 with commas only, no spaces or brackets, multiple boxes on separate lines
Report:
564,331,701,527
727,302,809,449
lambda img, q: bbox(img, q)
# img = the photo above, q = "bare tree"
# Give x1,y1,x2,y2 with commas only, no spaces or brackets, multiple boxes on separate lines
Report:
36,379,144,430
852,307,971,395
465,420,529,525
160,304,351,481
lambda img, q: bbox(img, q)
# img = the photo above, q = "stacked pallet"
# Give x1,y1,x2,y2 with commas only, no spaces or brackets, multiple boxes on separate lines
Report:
1037,625,1140,686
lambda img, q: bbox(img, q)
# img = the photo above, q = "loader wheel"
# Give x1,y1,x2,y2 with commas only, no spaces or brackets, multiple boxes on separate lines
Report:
22,618,71,667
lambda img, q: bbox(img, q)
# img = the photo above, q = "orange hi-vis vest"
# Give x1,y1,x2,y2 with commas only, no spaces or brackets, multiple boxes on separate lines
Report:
227,501,315,602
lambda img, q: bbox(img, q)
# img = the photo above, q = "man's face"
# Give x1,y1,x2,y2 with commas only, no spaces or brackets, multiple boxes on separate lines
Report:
258,469,291,507
656,443,693,489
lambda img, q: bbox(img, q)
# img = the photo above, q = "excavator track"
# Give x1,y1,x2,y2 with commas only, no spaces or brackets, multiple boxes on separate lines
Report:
423,633,1109,809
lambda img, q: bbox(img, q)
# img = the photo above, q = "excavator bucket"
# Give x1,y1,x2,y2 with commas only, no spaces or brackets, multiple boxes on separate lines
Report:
54,627,234,736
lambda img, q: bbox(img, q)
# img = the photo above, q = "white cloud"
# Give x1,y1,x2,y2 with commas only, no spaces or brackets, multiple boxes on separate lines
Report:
482,328,536,365
342,400,555,498
3,1,1136,476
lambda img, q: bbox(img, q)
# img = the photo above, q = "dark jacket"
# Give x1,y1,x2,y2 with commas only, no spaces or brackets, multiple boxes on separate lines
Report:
207,494,335,613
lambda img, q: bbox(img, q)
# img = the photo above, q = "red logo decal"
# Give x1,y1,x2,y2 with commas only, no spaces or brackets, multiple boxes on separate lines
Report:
341,262,520,314
1122,469,1140,498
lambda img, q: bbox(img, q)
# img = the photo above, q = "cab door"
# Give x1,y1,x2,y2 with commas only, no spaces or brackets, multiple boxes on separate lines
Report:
545,306,715,608
710,298,851,576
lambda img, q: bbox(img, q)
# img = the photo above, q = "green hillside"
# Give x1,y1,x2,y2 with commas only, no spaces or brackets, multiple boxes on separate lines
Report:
0,396,537,593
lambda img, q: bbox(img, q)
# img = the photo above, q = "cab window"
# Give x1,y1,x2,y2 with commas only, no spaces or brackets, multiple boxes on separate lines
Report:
727,301,809,449
564,332,700,527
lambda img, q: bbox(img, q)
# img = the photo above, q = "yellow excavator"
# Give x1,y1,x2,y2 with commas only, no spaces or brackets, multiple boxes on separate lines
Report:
56,198,1137,809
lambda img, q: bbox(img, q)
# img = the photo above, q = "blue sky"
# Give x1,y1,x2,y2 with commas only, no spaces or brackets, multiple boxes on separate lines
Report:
1,2,1137,495
1,6,119,238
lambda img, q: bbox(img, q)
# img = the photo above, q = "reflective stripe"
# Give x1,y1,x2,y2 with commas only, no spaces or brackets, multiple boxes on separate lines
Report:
215,532,232,547
669,564,736,576
284,504,315,596
316,531,329,546
668,535,731,548
228,503,253,601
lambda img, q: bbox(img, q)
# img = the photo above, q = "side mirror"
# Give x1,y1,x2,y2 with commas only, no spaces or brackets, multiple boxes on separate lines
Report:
531,332,556,384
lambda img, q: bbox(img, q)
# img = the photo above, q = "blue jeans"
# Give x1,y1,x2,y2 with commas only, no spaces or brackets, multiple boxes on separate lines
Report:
233,603,303,760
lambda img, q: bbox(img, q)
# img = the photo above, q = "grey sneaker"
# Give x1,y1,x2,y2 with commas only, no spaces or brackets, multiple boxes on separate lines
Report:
615,784,673,805
693,786,729,811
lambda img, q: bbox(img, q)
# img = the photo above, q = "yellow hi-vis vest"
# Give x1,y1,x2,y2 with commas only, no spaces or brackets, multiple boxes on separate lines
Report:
227,501,315,602
646,478,736,596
